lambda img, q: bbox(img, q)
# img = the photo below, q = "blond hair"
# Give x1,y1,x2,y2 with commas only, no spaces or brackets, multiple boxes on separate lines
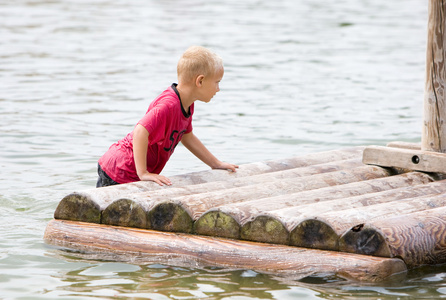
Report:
177,46,223,83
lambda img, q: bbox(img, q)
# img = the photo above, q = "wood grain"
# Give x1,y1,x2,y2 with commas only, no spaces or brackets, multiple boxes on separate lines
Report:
151,165,394,233
339,205,446,268
291,185,446,251
422,0,446,152
386,141,421,150
363,145,446,173
199,172,432,242
44,219,407,282
54,147,364,223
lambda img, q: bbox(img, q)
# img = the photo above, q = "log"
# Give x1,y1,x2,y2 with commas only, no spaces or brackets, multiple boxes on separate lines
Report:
194,172,433,241
286,178,446,248
363,145,446,173
290,190,446,250
101,158,363,229
148,165,396,233
133,158,364,199
54,146,364,223
339,205,446,268
422,0,446,152
101,199,148,229
53,183,146,224
43,219,407,282
240,172,435,245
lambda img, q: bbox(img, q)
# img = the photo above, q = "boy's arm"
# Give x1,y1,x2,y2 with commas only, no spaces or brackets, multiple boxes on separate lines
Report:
133,124,172,186
181,132,238,172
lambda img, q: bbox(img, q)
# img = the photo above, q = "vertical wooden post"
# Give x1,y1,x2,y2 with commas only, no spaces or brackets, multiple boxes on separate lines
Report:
363,3,446,169
422,0,446,152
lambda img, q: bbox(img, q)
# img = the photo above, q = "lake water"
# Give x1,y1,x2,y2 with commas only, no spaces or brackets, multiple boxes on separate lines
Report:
2,0,445,299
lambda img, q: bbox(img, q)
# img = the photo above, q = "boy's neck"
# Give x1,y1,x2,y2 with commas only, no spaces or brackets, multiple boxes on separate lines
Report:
175,83,196,111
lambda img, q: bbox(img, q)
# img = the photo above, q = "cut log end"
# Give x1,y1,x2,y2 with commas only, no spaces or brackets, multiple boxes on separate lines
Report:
54,193,101,223
194,211,240,239
241,216,289,245
147,201,193,233
102,199,147,229
289,219,339,251
339,225,392,258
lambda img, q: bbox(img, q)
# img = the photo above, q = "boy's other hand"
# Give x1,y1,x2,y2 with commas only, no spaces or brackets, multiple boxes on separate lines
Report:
212,162,239,172
139,172,172,186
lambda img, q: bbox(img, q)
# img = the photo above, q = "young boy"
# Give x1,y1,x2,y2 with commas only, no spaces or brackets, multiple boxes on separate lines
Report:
96,46,238,187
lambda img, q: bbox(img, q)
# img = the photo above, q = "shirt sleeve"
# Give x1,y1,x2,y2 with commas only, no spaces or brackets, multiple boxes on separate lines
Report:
137,103,170,145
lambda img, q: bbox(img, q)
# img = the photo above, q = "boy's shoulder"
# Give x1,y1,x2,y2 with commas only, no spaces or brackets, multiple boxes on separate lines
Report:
149,86,180,111
156,85,178,101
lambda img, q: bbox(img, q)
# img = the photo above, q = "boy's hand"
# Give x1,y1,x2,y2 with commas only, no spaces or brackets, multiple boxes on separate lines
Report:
212,162,239,172
139,172,172,186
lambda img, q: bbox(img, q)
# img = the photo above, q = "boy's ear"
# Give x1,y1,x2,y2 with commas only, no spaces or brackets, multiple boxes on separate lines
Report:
195,75,205,87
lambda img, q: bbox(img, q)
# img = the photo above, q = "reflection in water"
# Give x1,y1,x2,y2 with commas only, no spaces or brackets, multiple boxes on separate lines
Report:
46,248,446,299
53,252,294,299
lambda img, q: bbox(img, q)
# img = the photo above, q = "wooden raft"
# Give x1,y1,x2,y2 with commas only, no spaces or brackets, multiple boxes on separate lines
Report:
44,144,446,282
45,1,446,281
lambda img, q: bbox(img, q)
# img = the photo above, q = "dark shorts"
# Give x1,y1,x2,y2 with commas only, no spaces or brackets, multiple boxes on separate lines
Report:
96,163,119,188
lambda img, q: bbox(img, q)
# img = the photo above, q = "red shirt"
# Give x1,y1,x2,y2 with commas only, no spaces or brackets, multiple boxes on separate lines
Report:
98,84,194,183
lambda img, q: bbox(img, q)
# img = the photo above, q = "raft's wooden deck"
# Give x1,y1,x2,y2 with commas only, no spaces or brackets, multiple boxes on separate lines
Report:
44,143,446,281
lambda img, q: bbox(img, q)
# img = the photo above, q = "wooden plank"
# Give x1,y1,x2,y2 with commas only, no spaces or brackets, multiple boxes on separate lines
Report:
43,219,407,282
147,165,396,233
386,141,421,150
422,0,446,152
194,172,433,241
363,145,446,173
54,147,364,223
339,205,446,268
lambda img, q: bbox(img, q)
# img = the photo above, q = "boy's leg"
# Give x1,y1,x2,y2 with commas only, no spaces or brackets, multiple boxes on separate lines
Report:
96,163,119,188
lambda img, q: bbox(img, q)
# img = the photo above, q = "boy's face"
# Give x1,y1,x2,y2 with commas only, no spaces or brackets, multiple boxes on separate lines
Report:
197,68,224,103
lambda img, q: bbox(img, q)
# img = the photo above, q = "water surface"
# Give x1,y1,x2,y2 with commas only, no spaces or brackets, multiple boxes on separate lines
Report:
2,0,445,299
